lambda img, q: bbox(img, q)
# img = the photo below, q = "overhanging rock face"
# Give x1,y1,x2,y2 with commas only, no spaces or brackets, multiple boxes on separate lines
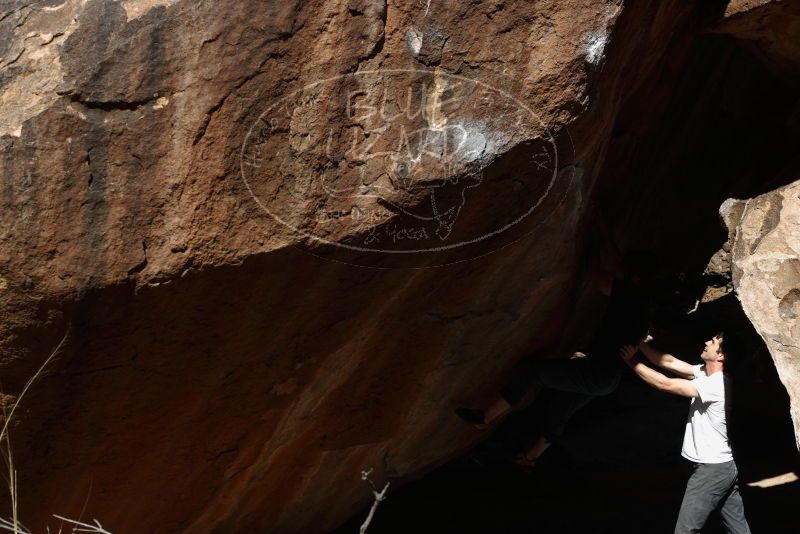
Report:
723,180,800,450
0,1,786,532
713,0,800,86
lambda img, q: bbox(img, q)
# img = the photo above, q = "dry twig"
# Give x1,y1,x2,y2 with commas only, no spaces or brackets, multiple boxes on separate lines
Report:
359,468,390,534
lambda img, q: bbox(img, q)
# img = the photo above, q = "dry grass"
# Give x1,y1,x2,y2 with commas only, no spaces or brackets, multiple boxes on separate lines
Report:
0,324,109,533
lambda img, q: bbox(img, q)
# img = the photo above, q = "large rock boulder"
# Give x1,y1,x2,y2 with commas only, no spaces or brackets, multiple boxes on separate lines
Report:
721,180,800,449
713,0,800,86
4,0,792,532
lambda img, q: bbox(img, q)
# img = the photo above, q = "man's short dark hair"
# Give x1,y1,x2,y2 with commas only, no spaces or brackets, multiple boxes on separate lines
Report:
714,330,743,364
714,330,727,356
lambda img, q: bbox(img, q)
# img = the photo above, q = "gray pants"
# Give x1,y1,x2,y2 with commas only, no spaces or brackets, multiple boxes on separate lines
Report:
675,460,750,534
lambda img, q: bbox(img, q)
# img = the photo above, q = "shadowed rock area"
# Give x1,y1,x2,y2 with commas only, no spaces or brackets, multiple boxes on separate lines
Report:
0,1,798,533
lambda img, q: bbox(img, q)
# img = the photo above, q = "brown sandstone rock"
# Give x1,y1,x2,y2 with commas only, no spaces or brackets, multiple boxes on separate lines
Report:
713,0,800,86
2,1,787,533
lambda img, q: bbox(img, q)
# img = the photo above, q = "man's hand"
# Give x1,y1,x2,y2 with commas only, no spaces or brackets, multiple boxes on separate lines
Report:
621,344,699,398
619,344,637,363
637,338,695,379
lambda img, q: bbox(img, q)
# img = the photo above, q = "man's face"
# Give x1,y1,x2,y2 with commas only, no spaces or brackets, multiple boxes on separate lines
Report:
701,336,724,362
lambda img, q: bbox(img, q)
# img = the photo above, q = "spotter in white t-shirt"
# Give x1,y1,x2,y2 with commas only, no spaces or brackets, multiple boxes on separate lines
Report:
681,364,733,464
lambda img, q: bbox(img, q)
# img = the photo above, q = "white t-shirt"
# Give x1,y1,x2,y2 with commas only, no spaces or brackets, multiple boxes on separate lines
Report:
681,364,733,464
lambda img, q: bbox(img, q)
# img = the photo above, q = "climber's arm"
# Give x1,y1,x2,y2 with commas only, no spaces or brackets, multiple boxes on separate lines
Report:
620,345,699,398
638,340,695,379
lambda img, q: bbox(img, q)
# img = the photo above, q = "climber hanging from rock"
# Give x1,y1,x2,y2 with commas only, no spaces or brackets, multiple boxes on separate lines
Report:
456,206,653,470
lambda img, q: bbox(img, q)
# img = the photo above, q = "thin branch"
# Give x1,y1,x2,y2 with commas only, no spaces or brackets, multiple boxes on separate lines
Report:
0,324,71,534
0,516,30,534
0,324,72,442
73,475,93,534
51,516,111,534
359,469,390,534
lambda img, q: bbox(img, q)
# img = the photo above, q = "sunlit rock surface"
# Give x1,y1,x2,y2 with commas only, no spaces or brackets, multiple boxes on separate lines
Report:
723,180,800,449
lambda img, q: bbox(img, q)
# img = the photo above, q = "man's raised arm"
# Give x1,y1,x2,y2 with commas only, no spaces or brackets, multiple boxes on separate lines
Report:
638,339,695,379
620,346,698,398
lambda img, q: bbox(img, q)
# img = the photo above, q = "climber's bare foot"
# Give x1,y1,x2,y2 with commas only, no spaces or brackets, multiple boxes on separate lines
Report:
456,395,512,431
515,436,551,471
515,450,538,469
455,407,491,430
484,395,511,425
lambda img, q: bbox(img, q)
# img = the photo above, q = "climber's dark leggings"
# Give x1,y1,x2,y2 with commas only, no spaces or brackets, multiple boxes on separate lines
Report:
500,356,621,441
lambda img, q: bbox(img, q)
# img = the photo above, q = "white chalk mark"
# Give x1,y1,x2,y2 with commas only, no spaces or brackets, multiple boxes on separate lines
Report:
583,3,622,66
405,28,423,56
584,30,608,65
